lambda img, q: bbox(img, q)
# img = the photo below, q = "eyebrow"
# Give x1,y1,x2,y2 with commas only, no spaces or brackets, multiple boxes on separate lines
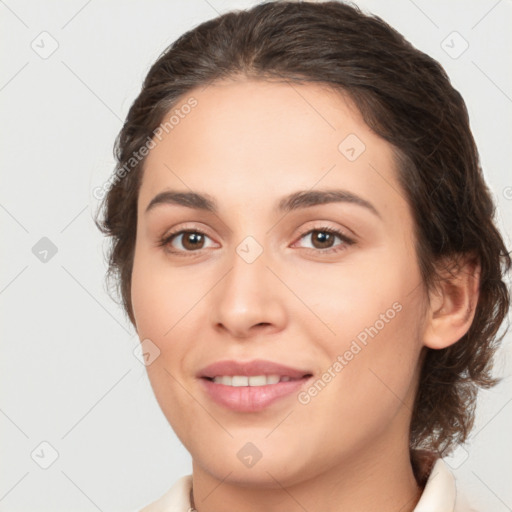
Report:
145,188,381,218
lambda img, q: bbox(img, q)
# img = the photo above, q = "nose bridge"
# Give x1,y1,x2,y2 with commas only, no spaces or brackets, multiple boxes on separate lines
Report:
210,234,286,337
223,236,271,311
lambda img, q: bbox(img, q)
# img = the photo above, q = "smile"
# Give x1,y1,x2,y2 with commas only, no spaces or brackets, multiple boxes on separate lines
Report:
197,359,313,412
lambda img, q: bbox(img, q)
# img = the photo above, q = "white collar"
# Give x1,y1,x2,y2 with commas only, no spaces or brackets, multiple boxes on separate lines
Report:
413,458,456,511
139,459,471,512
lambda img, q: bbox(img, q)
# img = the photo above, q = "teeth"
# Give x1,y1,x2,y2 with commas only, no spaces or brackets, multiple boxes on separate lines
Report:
248,375,267,386
232,376,248,387
211,374,289,386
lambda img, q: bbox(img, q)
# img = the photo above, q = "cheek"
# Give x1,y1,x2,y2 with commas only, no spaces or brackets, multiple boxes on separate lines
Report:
323,291,423,424
130,245,215,429
288,246,418,340
292,247,424,412
131,243,207,339
291,299,423,469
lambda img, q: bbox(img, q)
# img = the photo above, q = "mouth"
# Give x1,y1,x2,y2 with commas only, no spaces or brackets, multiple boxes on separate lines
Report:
198,359,313,412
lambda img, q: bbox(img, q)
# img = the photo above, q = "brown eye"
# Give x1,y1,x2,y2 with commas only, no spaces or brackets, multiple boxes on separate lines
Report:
294,226,355,254
180,231,205,250
310,230,336,249
160,229,216,253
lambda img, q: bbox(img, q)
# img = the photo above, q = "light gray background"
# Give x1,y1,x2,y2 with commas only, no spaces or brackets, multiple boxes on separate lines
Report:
1,0,511,510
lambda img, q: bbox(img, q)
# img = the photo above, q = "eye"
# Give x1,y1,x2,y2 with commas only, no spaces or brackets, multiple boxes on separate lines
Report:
158,225,355,257
293,226,355,253
158,229,217,255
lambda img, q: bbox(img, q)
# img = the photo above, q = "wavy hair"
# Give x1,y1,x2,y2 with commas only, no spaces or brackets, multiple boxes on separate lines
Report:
94,1,511,457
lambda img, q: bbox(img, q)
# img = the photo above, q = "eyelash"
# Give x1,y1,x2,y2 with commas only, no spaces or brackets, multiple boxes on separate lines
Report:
157,225,355,257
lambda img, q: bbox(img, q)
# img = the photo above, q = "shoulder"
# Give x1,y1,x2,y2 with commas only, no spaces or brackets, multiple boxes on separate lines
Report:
454,487,480,512
137,475,193,512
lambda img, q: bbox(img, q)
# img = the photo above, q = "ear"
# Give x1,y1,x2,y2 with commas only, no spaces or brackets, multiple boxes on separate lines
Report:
423,254,481,350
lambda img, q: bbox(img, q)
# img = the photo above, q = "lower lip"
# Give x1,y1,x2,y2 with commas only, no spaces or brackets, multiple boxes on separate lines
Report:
199,377,311,412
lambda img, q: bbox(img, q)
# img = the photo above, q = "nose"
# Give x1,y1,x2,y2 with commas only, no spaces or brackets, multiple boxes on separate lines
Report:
210,246,287,340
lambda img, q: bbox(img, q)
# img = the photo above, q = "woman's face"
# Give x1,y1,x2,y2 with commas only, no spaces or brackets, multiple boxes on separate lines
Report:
131,78,428,486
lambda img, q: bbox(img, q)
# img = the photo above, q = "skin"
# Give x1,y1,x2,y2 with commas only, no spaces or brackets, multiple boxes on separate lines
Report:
131,78,479,512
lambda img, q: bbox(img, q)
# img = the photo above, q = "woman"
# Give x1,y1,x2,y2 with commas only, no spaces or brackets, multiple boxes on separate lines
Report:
95,1,511,510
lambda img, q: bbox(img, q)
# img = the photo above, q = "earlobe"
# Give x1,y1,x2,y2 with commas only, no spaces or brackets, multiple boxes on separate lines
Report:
423,256,481,350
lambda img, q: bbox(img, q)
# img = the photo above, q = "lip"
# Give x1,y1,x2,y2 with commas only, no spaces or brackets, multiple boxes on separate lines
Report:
198,359,313,412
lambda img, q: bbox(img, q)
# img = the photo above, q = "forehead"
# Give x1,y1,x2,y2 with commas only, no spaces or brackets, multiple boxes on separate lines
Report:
138,78,405,220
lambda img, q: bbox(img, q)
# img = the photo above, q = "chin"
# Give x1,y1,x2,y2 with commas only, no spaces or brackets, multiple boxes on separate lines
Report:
191,440,316,489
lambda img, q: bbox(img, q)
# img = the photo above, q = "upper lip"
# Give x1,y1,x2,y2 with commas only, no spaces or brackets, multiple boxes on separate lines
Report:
198,359,312,379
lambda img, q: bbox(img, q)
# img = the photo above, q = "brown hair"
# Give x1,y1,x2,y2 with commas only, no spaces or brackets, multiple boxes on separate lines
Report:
94,1,511,456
